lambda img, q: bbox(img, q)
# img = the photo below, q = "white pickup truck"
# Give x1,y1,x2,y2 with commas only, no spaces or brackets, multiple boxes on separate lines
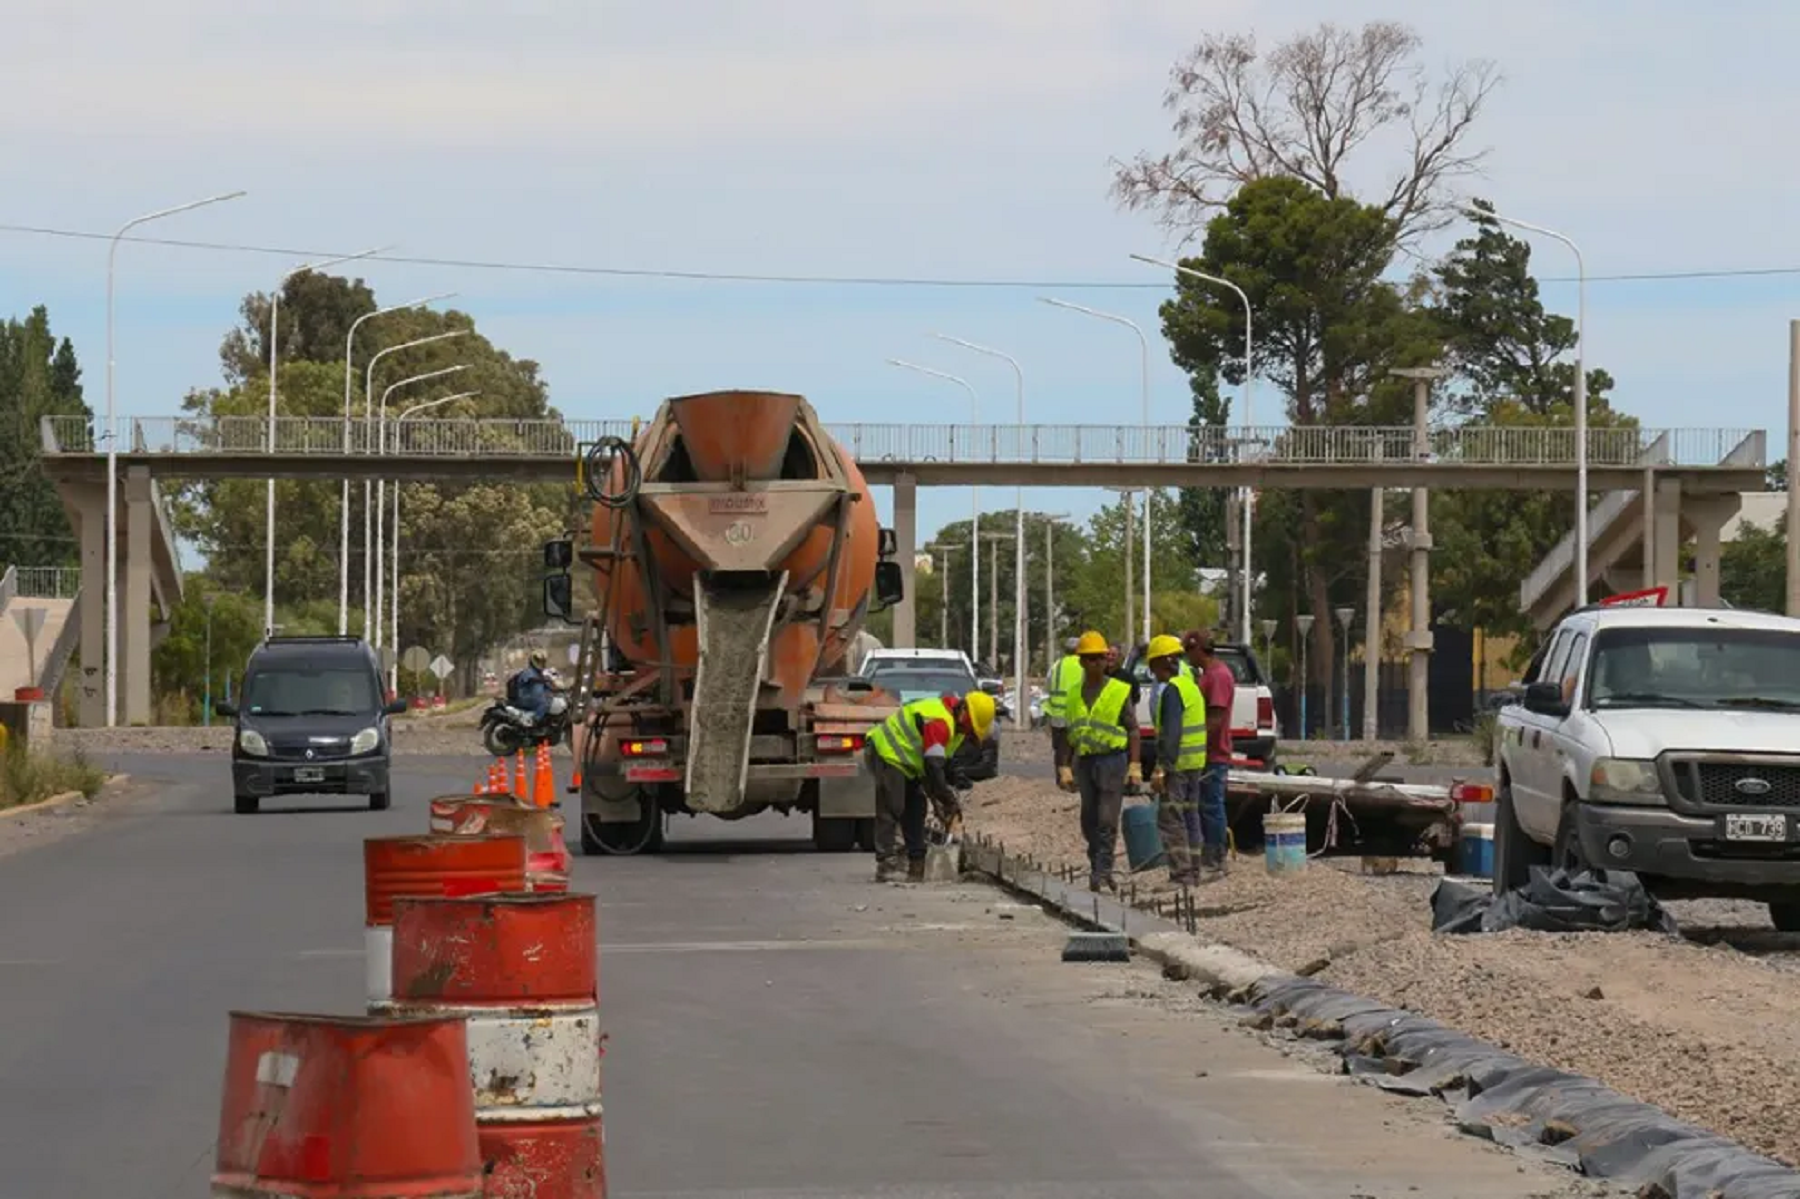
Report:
1495,604,1800,929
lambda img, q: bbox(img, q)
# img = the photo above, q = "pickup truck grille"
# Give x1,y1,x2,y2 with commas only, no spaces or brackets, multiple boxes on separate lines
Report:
1669,759,1800,809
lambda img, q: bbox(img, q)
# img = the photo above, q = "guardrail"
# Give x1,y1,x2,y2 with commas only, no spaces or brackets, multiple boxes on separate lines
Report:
14,567,79,600
39,415,1765,469
0,566,14,614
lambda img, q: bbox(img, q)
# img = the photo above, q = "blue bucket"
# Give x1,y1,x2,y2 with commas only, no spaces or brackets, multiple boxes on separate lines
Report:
1121,802,1166,871
1457,822,1495,879
1263,810,1307,874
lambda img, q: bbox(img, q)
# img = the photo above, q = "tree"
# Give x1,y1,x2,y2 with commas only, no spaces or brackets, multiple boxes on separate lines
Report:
0,307,88,570
219,273,379,385
151,578,265,722
1059,491,1208,645
1722,523,1785,614
1176,366,1231,570
1112,21,1499,245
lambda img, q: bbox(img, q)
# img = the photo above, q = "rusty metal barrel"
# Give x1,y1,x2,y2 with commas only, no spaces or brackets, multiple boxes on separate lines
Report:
212,1011,482,1198
363,834,527,1005
428,796,571,892
390,891,605,1198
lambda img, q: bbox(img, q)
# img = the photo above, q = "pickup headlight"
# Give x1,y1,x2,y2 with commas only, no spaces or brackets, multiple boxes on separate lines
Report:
349,727,381,756
238,729,268,757
1589,757,1666,805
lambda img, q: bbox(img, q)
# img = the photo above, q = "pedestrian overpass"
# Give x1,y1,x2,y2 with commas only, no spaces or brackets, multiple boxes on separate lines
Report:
38,413,1764,724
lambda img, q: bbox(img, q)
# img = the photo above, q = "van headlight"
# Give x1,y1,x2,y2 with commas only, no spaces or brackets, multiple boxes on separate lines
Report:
1589,758,1665,805
238,729,268,757
350,727,381,755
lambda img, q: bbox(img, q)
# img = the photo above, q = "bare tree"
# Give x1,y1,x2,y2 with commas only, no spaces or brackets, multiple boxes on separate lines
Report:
1112,21,1499,245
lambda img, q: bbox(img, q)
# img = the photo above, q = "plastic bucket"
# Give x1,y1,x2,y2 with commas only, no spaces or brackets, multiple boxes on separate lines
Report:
1121,802,1166,872
1457,822,1495,879
1262,811,1307,874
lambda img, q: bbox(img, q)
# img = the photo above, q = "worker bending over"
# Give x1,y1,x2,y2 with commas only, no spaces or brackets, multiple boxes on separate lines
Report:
1055,630,1141,893
1145,635,1207,886
864,690,996,883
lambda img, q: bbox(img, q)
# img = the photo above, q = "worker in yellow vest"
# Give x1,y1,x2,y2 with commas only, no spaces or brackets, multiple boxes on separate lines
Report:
864,690,996,882
1145,634,1208,886
1041,636,1081,772
1054,629,1141,893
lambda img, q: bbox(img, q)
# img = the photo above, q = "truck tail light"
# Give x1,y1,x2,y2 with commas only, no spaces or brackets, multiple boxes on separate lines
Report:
817,734,863,754
619,738,669,758
1256,696,1275,729
1451,781,1494,804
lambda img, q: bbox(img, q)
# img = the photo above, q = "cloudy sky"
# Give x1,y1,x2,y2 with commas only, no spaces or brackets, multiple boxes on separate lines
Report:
3,0,1796,541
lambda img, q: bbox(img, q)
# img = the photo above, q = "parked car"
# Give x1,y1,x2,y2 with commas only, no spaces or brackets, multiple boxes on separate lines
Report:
216,635,408,815
859,647,977,678
862,662,1001,781
1495,605,1800,928
1120,641,1280,782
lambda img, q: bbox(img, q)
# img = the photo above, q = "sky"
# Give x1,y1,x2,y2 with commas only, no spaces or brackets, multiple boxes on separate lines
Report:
4,0,1799,547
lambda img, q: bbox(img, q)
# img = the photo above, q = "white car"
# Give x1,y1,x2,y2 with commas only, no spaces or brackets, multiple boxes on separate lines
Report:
1495,604,1800,929
858,647,978,679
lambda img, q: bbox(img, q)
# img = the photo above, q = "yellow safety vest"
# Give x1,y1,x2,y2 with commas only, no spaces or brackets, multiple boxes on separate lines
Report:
1153,672,1209,772
1042,655,1080,720
866,697,965,780
1064,675,1131,757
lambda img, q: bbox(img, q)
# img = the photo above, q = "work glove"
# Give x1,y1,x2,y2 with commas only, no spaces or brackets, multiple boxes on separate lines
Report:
1126,761,1143,787
1056,765,1075,792
1149,766,1166,795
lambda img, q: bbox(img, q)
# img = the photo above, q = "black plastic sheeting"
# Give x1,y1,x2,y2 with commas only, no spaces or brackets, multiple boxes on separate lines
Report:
1431,866,1680,935
1247,975,1800,1198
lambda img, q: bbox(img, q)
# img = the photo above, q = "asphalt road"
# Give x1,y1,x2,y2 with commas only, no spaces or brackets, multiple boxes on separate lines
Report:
0,752,1577,1198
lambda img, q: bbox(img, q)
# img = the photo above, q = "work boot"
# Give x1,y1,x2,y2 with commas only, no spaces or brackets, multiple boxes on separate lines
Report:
1089,873,1117,894
906,858,927,883
875,858,905,883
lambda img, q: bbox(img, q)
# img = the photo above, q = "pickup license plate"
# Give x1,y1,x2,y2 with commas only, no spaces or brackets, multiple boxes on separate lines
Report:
1723,813,1788,842
292,766,326,784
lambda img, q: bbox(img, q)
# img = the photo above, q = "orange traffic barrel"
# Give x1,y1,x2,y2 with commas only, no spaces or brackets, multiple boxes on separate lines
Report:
391,892,604,1199
429,797,571,893
212,1011,482,1198
364,835,527,1005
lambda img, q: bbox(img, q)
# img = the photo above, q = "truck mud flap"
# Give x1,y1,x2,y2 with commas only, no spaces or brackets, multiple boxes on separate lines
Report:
687,572,785,813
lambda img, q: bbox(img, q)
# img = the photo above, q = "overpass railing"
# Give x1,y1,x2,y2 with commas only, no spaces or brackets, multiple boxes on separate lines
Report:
39,415,1764,469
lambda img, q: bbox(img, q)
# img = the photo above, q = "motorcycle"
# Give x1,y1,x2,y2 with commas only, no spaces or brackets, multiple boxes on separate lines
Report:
480,692,571,757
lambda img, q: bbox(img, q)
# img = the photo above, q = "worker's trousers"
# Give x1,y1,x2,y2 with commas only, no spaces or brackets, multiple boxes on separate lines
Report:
1158,770,1204,882
1198,763,1230,856
1074,750,1128,887
866,749,926,866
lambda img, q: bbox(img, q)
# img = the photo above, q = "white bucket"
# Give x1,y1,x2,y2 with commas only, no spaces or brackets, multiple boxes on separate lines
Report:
1263,811,1307,874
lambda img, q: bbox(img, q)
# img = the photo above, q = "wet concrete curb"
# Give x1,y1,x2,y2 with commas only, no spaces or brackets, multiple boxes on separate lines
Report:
960,833,1800,1199
0,773,130,822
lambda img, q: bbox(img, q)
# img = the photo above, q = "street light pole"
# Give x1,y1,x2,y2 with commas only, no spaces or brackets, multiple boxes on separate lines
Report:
935,335,1029,720
1474,209,1588,603
1039,299,1153,638
266,245,388,636
931,544,963,649
1106,486,1137,647
104,189,247,726
338,293,456,634
1391,366,1448,744
390,390,480,691
362,330,469,637
887,359,982,657
1042,513,1070,673
1295,613,1315,740
373,365,469,661
1131,253,1254,645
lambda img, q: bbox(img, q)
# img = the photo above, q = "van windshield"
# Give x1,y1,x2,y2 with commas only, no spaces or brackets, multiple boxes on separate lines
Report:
242,666,379,716
1588,626,1800,711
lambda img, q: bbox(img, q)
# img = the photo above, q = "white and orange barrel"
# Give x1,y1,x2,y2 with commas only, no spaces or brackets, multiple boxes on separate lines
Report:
211,1011,482,1198
390,892,604,1199
363,834,527,1005
428,796,572,893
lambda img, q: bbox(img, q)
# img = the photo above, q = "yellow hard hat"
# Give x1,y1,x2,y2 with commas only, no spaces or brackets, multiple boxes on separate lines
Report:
1074,630,1108,656
962,690,996,740
1146,634,1184,661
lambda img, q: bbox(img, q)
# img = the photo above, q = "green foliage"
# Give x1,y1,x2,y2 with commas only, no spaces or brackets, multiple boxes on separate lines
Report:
1722,522,1785,614
1177,367,1230,570
151,577,271,722
0,306,88,570
2,742,105,808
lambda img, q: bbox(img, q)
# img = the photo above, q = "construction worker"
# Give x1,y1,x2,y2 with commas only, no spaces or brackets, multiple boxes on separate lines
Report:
1042,636,1081,772
1055,630,1140,893
864,689,997,883
1145,634,1207,886
1184,629,1235,874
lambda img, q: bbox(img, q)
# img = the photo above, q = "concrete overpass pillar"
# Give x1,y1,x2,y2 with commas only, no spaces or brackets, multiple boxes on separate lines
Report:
1640,467,1657,591
891,473,917,648
123,467,153,725
75,483,106,727
1653,477,1683,598
1685,497,1737,608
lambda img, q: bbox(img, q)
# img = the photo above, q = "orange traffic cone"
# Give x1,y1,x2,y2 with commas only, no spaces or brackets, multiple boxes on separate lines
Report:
567,763,583,796
533,744,554,809
513,750,528,801
487,759,508,796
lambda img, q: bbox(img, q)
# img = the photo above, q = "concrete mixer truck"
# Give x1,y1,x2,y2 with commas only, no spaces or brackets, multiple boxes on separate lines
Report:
539,390,907,855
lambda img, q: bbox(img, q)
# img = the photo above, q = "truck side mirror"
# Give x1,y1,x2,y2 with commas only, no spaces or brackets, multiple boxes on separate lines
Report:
543,539,574,571
871,560,904,611
877,528,898,558
543,573,576,623
1522,681,1567,717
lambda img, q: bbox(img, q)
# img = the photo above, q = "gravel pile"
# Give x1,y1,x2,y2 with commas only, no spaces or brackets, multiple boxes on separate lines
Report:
964,770,1800,1167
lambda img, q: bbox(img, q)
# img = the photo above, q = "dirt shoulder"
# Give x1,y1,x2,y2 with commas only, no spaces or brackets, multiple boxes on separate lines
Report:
964,771,1800,1167
54,724,490,757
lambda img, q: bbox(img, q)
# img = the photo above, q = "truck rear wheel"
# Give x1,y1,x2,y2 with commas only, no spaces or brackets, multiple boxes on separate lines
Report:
812,813,859,853
581,810,665,855
1769,902,1800,933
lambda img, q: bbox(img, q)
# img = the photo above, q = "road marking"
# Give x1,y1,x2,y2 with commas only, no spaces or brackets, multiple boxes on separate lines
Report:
0,958,63,966
291,949,362,958
601,938,889,954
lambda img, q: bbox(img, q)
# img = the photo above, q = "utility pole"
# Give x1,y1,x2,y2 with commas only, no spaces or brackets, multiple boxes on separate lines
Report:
1108,487,1136,646
980,531,1014,670
1789,321,1800,616
1391,367,1447,743
1363,451,1384,741
1042,514,1070,672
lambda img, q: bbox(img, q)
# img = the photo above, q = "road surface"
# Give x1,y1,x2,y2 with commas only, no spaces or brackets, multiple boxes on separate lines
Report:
0,753,1585,1197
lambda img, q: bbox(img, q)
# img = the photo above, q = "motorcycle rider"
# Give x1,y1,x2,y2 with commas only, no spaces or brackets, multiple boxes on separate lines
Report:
508,651,554,725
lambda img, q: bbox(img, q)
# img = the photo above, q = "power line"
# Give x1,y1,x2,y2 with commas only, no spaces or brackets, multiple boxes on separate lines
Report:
0,219,1786,289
